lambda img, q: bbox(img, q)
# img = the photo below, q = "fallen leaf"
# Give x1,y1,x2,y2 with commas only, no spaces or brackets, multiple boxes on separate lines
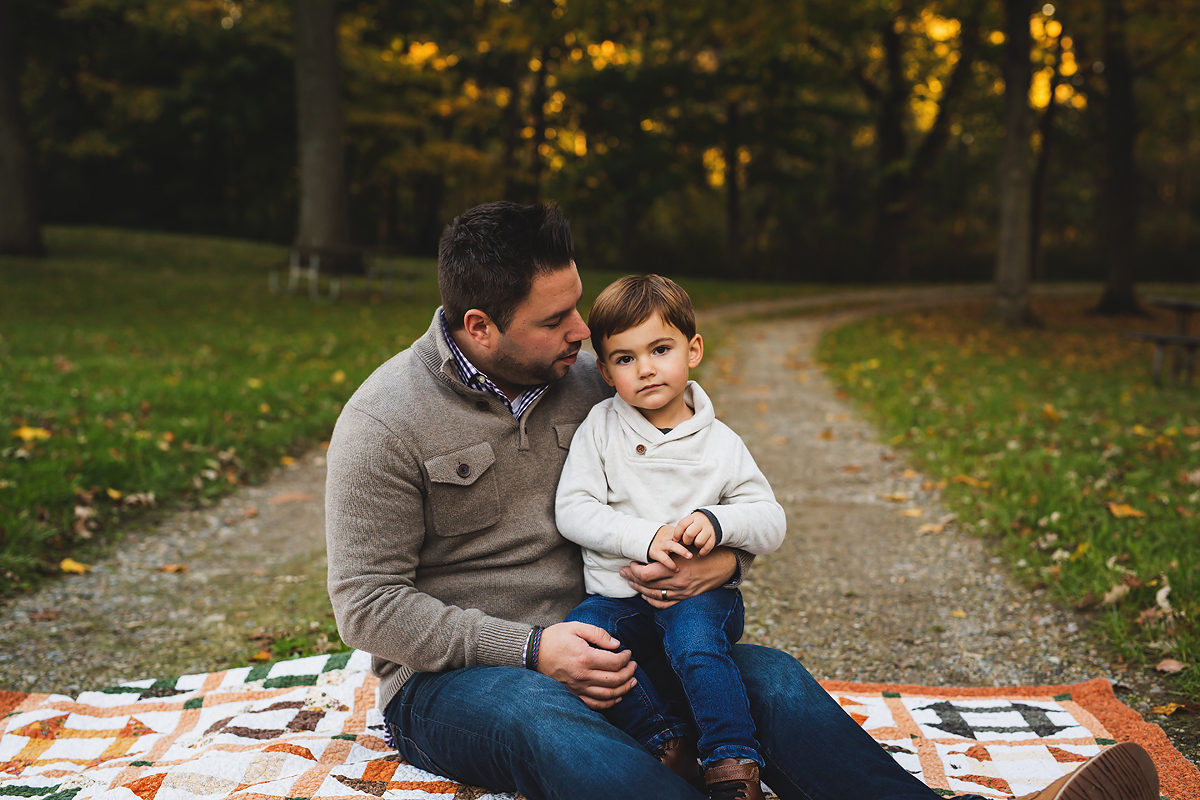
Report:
1137,608,1164,625
879,492,909,503
106,488,122,500
918,523,945,534
331,370,346,384
11,426,51,442
951,609,967,618
756,402,768,414
768,436,788,446
901,469,919,479
1107,503,1147,519
842,465,861,473
1101,583,1130,605
1042,404,1060,422
28,611,59,622
245,506,259,518
1153,703,1183,716
901,508,924,518
819,429,835,440
156,564,188,573
269,491,316,505
1156,658,1186,674
251,649,273,662
60,558,91,574
951,475,991,488
280,456,296,466
1156,580,1173,613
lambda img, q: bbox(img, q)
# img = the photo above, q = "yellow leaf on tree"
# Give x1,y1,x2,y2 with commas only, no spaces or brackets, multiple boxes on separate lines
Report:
1107,503,1147,519
60,558,91,574
12,426,51,442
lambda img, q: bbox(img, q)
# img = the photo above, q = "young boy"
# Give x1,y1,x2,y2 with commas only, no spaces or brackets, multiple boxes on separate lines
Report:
555,274,786,800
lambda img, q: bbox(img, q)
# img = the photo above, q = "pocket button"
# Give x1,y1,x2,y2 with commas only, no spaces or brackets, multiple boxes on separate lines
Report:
457,463,471,478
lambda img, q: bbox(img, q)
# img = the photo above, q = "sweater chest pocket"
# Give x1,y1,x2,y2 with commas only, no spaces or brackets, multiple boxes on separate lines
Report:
424,442,501,537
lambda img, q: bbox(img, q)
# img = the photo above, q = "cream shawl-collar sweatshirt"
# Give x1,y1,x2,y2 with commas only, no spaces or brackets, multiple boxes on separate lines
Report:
555,381,786,598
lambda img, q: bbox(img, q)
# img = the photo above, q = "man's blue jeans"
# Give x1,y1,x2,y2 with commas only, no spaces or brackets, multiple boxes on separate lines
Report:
565,589,761,768
383,644,968,800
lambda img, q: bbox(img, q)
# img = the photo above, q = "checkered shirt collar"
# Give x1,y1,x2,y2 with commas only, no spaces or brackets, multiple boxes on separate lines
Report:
439,310,549,419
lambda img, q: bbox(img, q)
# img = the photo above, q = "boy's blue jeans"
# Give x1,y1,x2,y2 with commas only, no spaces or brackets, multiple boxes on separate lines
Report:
565,589,761,768
383,644,973,800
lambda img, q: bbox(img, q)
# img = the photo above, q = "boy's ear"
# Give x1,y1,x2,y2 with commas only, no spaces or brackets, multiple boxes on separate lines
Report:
596,354,616,387
687,334,704,369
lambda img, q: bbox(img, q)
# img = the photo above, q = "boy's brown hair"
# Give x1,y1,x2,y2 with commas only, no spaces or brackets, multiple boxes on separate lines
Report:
588,274,696,358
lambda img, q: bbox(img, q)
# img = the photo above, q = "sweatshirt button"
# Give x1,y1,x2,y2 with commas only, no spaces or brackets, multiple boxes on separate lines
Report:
475,400,489,411
635,444,646,455
456,463,471,478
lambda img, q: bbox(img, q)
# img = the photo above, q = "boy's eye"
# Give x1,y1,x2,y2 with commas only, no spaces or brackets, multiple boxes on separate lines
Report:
614,355,633,365
654,345,670,355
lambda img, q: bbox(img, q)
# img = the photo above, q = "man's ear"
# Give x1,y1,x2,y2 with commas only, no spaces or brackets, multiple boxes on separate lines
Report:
462,309,497,349
688,334,704,369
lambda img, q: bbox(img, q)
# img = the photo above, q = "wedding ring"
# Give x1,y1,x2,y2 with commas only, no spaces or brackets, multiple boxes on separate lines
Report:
660,589,668,601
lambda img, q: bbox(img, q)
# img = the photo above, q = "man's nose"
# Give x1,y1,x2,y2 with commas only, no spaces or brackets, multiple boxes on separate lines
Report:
567,310,589,342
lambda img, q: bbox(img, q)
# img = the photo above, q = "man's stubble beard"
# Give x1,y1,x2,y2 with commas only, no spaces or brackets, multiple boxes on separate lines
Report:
491,339,581,389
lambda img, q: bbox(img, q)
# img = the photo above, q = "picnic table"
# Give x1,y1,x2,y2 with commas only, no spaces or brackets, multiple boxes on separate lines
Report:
268,244,422,301
1130,296,1200,385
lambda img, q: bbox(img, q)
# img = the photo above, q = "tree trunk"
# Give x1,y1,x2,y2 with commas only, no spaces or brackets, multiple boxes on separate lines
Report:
528,51,547,203
293,0,351,249
871,18,911,282
725,100,742,277
1029,43,1061,283
1092,0,1144,314
993,0,1040,327
0,0,44,256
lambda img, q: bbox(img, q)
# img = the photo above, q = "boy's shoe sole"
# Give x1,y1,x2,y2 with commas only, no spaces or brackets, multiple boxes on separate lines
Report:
1015,742,1158,800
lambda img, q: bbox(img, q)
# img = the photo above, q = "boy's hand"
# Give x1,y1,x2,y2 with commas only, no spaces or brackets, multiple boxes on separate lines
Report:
647,525,693,571
674,512,717,556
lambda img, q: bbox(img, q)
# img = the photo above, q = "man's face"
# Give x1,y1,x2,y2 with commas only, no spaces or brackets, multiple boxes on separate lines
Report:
488,265,590,391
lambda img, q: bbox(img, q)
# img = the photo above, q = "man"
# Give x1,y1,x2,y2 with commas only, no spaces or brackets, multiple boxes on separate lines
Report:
325,201,1158,800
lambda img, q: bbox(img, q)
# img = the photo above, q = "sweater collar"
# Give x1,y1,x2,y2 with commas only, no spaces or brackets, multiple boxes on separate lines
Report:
611,380,714,443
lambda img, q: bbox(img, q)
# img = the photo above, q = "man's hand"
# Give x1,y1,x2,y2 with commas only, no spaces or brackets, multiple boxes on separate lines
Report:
620,547,737,609
536,622,638,710
647,525,693,571
674,512,717,556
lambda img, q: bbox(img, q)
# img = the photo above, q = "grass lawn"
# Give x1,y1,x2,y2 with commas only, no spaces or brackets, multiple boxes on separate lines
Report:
0,226,829,602
818,294,1200,700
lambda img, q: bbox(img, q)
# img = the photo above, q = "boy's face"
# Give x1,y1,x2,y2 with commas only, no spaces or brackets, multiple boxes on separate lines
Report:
596,315,703,427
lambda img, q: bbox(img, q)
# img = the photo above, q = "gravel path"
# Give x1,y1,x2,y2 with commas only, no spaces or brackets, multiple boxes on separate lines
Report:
2,289,1195,766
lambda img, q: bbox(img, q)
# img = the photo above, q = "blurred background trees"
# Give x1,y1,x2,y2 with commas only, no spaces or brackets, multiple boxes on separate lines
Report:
6,0,1200,286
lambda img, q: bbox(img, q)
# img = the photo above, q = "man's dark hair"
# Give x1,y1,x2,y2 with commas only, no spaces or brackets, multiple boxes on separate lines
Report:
438,201,575,332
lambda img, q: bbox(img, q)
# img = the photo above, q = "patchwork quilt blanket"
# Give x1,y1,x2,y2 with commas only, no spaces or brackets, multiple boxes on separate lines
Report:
1,651,1196,800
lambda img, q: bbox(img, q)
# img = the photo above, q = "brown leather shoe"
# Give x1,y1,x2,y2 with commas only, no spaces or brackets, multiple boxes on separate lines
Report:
704,759,764,800
654,737,700,785
1014,742,1158,800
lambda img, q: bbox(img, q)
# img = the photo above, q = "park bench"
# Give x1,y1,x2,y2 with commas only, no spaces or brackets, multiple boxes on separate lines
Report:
268,244,421,300
1129,296,1200,386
